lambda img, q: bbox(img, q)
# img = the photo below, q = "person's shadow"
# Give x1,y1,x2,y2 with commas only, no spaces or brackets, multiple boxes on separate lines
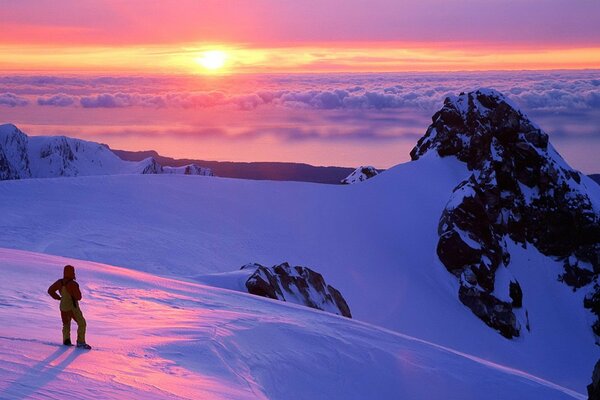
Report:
1,346,82,399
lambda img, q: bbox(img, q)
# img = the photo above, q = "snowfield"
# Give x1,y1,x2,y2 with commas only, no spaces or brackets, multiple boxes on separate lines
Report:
0,153,598,397
0,248,586,399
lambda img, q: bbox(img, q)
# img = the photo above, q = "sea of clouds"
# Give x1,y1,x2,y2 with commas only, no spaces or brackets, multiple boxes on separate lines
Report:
1,70,598,171
1,70,598,113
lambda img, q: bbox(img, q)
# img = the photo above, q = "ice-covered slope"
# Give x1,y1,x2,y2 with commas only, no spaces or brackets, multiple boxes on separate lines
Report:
0,248,586,399
0,155,598,392
0,123,213,179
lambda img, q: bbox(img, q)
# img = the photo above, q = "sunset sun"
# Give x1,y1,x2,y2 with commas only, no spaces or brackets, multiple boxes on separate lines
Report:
195,50,228,71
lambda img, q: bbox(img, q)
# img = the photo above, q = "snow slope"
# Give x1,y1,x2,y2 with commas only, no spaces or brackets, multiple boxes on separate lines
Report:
0,248,586,399
0,154,598,392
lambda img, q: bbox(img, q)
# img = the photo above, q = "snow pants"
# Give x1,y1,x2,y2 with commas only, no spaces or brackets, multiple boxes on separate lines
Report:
61,307,86,344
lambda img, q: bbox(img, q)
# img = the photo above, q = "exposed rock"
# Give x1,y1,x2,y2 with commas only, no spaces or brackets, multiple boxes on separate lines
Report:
588,360,600,400
509,280,523,308
241,262,352,318
0,124,31,180
341,166,379,184
37,136,80,176
459,285,519,338
137,157,164,174
412,89,600,338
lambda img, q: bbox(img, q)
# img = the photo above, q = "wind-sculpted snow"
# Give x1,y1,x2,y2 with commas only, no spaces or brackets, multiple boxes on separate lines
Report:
0,124,214,179
411,89,600,340
0,248,587,399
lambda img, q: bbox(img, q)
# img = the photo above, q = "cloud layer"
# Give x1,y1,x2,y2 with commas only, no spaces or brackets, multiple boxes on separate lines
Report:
2,70,599,172
9,71,596,115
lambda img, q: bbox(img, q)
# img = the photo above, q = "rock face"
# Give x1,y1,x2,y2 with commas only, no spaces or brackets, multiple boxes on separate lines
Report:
136,157,164,174
0,124,31,180
241,262,352,318
0,123,214,180
341,166,379,184
589,360,600,400
411,89,600,339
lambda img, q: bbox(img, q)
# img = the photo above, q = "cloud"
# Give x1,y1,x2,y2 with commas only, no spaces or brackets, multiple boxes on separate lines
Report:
0,93,29,107
37,93,76,107
4,71,600,115
80,93,137,108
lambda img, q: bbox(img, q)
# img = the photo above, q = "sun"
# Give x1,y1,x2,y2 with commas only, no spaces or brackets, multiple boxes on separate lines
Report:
195,50,228,71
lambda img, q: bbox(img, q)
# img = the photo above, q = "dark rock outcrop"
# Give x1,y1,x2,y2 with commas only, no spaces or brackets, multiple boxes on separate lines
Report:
341,166,379,184
412,89,600,338
241,262,352,318
589,360,600,400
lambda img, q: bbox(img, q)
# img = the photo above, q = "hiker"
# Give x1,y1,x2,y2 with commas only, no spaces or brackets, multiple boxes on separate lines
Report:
47,265,92,349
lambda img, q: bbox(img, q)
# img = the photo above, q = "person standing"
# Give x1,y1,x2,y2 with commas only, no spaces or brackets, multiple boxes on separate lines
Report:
47,264,91,349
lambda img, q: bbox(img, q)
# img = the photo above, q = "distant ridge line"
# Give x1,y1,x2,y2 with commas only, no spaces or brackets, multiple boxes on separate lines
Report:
112,149,358,184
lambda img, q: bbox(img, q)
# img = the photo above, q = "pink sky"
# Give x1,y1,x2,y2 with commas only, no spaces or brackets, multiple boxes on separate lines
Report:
0,2,598,172
1,0,599,73
2,0,599,46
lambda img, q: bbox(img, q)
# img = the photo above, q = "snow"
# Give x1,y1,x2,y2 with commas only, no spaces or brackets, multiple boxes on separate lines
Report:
0,124,214,179
492,264,515,304
0,248,586,399
456,228,482,250
0,151,597,394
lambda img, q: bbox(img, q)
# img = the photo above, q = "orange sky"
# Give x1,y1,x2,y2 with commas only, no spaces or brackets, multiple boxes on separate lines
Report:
1,43,599,75
1,0,599,74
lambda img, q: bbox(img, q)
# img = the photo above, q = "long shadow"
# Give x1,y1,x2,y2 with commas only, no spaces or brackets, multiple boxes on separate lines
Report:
1,344,83,399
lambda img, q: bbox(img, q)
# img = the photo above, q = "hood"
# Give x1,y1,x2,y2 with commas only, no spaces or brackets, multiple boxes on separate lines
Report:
63,264,75,280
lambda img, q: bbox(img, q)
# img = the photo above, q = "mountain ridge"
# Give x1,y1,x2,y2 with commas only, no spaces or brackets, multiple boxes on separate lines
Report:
0,123,213,180
112,148,357,184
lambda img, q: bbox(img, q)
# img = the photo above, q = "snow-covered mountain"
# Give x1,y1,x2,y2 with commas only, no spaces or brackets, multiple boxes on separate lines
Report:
0,89,598,397
411,88,600,341
0,123,213,179
340,165,379,184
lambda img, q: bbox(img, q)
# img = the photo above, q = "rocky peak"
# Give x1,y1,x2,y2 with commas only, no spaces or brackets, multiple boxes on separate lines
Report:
341,166,379,184
411,89,547,170
411,89,600,338
137,157,164,174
